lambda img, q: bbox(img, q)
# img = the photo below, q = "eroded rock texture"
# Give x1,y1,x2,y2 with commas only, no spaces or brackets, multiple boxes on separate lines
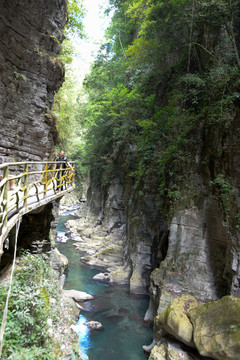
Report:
0,0,67,163
87,176,169,295
86,113,240,325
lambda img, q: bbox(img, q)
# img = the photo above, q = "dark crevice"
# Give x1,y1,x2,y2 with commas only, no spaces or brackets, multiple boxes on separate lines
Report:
0,202,54,274
152,230,169,269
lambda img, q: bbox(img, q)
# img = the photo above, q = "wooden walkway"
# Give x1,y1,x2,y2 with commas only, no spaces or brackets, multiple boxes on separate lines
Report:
0,161,75,257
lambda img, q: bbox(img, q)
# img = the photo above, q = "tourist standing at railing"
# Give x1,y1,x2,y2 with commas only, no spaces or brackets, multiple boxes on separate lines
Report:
54,151,74,191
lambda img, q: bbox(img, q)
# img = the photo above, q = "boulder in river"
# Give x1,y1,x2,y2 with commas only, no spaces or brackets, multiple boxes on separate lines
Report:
63,289,94,302
93,272,110,282
85,321,103,330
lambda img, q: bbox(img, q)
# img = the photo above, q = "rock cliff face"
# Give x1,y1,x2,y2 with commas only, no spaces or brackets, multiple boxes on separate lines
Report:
86,111,240,357
87,176,169,295
0,0,67,270
0,0,67,163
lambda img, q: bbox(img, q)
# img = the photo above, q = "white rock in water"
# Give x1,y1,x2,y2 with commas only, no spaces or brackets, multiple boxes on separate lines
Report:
86,321,103,330
93,272,110,282
63,289,94,301
57,234,68,243
143,339,156,353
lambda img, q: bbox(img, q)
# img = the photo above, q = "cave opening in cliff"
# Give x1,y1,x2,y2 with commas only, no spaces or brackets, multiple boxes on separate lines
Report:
152,230,169,269
0,204,54,274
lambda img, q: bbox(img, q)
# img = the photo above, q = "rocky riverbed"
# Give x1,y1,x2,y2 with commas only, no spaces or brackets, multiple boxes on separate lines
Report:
54,196,153,360
62,200,132,286
56,194,240,360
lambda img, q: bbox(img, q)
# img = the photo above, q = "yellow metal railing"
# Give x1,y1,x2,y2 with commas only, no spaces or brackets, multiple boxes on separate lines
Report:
0,161,75,246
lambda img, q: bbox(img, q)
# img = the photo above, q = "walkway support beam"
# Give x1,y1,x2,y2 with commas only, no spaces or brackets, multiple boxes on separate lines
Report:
0,160,75,258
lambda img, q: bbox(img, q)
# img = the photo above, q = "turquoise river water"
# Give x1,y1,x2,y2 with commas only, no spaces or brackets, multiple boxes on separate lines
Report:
56,208,152,360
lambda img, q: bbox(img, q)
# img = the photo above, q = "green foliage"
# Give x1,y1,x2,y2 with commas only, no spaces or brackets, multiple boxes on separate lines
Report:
78,0,240,215
13,72,27,81
66,0,85,37
53,35,85,154
5,346,52,360
230,323,240,333
210,174,233,223
59,38,74,65
52,0,86,190
0,252,60,359
52,0,240,217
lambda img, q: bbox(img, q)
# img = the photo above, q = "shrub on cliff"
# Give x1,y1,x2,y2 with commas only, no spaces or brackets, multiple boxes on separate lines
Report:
0,252,79,360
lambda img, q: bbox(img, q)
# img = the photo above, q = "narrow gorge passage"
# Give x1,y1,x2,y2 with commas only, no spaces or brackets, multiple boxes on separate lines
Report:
56,205,152,359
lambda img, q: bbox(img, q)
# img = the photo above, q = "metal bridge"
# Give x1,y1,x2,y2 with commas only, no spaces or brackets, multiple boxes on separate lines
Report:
0,161,75,257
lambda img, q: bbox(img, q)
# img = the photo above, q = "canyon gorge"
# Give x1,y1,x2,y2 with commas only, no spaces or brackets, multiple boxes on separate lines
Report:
0,0,240,359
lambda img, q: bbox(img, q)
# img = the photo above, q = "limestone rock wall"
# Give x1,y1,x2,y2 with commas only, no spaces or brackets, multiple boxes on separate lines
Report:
87,111,240,309
141,119,239,339
87,176,169,295
0,0,67,163
85,112,240,360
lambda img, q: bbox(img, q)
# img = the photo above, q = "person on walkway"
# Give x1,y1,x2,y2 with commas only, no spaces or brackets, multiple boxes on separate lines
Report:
54,151,74,191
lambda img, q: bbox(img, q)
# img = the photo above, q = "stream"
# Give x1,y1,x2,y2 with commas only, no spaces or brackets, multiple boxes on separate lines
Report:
56,206,152,360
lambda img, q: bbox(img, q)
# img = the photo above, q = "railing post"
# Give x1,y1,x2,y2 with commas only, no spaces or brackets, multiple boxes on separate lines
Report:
23,163,28,208
44,163,48,198
2,166,9,232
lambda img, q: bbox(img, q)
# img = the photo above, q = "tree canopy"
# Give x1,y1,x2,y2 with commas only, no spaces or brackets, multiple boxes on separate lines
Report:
56,0,240,211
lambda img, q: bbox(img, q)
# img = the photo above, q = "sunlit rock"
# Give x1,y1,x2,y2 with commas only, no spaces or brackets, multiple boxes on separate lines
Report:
109,266,131,284
50,248,68,287
63,289,94,302
130,265,148,294
157,294,199,347
189,296,240,360
85,321,103,330
149,338,200,360
93,272,110,282
152,206,228,318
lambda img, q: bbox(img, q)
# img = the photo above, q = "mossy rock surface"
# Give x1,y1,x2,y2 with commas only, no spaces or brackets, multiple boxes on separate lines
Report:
149,340,201,360
189,295,240,360
148,344,166,360
157,294,199,347
109,267,130,284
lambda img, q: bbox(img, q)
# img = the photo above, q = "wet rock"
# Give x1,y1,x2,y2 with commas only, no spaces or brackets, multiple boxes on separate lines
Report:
119,307,130,314
143,339,156,353
109,266,131,285
66,209,127,278
105,313,124,321
93,272,110,282
56,234,68,243
144,300,156,323
85,321,103,330
130,264,148,294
